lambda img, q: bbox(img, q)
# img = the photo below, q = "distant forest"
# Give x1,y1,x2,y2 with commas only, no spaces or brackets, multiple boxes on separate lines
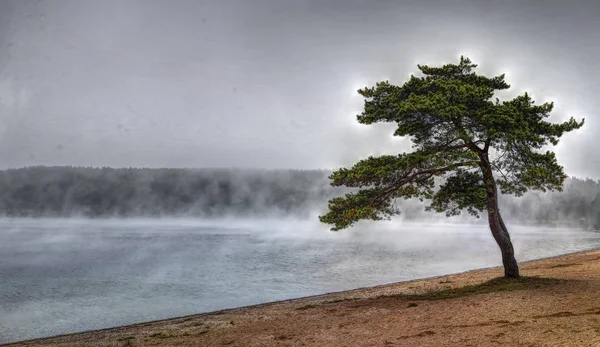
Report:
0,167,342,219
1,166,600,229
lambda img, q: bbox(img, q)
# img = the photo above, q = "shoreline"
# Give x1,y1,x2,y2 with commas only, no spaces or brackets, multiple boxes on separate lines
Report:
4,246,600,346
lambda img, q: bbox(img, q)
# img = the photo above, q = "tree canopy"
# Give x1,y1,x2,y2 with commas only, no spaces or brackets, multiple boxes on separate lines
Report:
320,56,584,231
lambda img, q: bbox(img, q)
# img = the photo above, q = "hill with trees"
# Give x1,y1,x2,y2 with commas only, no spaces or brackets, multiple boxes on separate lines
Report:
0,166,599,229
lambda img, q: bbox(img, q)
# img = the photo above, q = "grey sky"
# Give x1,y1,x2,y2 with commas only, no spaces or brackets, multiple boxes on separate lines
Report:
0,0,598,178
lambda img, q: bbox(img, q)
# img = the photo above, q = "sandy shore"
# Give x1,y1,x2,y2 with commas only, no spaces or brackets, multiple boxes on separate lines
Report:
5,248,600,347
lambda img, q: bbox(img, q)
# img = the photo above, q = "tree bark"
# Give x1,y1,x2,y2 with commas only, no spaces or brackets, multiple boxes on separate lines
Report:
479,153,520,278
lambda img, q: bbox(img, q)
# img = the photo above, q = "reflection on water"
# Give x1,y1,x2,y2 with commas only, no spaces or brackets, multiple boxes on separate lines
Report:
1,218,599,342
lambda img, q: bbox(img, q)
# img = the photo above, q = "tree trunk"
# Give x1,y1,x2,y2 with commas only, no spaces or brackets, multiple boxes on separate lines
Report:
495,211,519,278
479,153,520,278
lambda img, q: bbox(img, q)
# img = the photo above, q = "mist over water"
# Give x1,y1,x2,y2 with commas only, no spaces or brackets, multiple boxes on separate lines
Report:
2,0,600,344
2,218,600,343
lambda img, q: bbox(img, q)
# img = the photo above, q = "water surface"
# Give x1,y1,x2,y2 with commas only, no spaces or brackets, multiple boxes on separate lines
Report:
1,218,599,343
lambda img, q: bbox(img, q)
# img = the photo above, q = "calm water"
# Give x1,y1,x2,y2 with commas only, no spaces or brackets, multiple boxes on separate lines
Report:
1,218,600,343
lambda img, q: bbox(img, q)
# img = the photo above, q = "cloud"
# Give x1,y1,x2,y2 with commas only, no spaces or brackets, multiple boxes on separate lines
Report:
0,78,30,110
0,0,598,177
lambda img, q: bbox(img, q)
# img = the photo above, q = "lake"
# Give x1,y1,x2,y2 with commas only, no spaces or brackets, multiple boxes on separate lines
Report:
1,218,600,343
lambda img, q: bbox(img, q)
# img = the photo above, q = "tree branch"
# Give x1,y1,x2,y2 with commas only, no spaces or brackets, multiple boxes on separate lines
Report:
490,161,509,182
484,138,491,152
370,160,478,205
421,138,469,154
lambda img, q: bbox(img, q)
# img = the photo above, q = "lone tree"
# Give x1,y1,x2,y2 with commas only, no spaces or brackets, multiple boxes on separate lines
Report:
319,57,584,278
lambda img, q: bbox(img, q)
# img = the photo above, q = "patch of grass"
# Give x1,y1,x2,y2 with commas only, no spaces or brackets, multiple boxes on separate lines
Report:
382,277,565,301
550,263,581,268
325,298,356,304
295,298,357,311
296,304,317,311
118,336,135,346
149,332,175,339
407,302,418,307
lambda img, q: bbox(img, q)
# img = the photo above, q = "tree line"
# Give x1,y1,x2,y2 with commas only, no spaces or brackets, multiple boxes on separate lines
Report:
0,166,342,218
0,166,599,228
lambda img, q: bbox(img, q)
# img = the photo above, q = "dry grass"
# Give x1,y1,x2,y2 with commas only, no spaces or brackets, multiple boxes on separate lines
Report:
4,248,600,347
381,276,565,301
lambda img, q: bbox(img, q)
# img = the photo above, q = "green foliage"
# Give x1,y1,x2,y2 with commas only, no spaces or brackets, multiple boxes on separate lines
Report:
320,56,584,230
427,169,487,217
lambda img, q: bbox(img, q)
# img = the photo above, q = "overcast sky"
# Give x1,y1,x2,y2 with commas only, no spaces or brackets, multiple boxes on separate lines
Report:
0,0,598,178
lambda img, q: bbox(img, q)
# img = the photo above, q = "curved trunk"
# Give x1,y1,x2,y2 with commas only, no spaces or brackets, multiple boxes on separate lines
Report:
479,153,520,278
496,211,519,278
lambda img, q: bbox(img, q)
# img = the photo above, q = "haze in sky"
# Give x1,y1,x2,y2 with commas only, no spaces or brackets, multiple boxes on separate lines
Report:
0,0,598,178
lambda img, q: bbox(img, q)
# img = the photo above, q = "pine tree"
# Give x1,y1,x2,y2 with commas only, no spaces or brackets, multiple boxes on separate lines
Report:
319,56,584,278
